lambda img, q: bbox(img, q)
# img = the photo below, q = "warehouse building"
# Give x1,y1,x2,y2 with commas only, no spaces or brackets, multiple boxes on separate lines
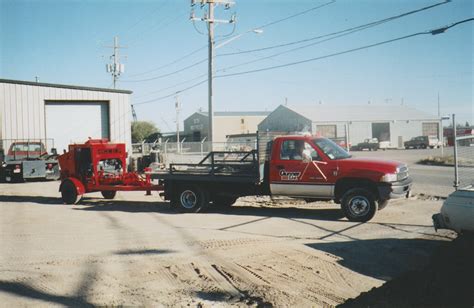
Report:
0,79,132,153
184,111,270,142
258,104,441,148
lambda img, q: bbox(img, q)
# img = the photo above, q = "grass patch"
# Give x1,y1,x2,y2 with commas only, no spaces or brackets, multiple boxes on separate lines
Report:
418,156,455,166
418,155,474,167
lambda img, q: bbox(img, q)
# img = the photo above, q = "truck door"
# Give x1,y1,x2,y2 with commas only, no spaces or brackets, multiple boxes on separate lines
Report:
269,139,335,198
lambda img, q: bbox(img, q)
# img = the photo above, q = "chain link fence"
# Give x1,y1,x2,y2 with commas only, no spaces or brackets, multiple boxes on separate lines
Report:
132,140,257,156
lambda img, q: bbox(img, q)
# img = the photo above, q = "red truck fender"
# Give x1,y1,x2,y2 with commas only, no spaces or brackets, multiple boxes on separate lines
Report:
59,177,86,196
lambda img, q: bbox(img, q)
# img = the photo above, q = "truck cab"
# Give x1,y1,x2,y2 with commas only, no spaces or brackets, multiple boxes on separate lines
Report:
269,135,412,221
0,141,59,182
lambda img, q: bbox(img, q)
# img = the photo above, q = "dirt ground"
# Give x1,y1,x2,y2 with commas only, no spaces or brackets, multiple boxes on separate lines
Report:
0,181,457,307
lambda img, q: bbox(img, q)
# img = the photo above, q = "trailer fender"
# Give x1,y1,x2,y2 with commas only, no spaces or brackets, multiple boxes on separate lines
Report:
59,178,86,196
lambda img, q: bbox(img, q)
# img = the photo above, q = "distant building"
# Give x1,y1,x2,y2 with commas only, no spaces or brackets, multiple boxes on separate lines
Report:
258,104,441,148
0,79,132,153
184,111,270,142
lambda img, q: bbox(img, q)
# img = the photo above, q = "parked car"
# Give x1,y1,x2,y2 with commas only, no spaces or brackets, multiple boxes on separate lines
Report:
433,188,474,234
404,136,440,149
351,138,379,151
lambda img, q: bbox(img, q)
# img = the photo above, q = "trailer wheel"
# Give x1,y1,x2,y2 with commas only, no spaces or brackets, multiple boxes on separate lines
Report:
176,185,209,213
101,191,117,199
212,196,237,208
61,180,79,205
341,188,377,222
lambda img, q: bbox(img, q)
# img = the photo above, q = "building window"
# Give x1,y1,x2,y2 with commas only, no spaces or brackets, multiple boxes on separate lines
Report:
193,118,200,124
316,125,337,139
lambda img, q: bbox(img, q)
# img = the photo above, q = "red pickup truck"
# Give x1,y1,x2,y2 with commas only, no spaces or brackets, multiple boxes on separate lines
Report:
152,134,412,222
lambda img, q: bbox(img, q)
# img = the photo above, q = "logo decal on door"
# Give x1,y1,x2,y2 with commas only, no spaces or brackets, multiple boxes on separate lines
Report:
279,170,301,181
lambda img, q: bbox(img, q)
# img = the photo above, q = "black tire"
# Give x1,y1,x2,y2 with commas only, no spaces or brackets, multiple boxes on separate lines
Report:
341,188,377,222
175,185,209,213
378,199,389,210
61,180,79,204
101,191,117,199
212,196,237,208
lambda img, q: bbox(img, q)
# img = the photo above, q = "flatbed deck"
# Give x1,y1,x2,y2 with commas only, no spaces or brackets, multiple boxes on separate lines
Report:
150,150,260,184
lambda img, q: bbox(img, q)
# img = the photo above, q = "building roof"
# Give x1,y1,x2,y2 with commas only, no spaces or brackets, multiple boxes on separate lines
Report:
0,78,133,94
193,111,271,117
285,104,439,122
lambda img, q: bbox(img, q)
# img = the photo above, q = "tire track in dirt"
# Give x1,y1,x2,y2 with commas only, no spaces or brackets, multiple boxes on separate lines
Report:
148,212,278,306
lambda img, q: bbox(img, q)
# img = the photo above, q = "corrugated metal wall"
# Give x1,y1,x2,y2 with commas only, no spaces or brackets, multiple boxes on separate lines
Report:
0,82,131,151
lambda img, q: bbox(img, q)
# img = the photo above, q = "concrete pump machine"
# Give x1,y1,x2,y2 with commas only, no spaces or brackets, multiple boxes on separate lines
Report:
58,139,162,204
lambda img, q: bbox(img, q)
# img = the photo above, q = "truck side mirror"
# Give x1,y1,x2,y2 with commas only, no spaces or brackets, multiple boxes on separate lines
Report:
51,148,57,155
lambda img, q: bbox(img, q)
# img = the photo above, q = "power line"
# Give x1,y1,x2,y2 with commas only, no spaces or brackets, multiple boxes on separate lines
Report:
217,0,451,57
125,1,335,83
134,73,208,100
121,2,169,40
127,45,207,78
122,58,207,82
125,11,188,47
133,79,207,106
215,18,474,79
257,0,335,30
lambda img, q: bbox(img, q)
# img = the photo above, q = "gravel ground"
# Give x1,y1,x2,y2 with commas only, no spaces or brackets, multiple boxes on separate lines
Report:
0,180,456,307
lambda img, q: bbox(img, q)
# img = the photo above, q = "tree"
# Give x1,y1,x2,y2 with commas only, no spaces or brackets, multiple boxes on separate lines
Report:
131,121,159,143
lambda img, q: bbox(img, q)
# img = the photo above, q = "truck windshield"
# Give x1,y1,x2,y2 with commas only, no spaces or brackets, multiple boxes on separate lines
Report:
313,138,351,160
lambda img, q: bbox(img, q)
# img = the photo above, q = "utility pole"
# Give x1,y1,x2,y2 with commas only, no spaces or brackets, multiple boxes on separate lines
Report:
437,92,440,117
105,36,126,89
175,96,181,153
131,105,138,122
190,0,235,149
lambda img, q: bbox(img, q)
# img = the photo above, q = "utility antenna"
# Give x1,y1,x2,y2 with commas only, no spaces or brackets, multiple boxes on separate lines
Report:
105,36,127,89
190,0,235,149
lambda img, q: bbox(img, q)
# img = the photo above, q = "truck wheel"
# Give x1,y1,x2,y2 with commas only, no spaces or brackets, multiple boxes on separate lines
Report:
378,199,389,210
101,191,116,199
176,185,209,213
212,196,237,208
61,181,79,204
341,188,377,222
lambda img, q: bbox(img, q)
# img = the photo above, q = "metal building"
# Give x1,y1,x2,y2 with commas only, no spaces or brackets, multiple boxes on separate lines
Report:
0,79,132,153
258,104,441,148
184,111,270,142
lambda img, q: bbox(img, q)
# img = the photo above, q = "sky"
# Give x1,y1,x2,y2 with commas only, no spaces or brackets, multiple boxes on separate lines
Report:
1,0,473,131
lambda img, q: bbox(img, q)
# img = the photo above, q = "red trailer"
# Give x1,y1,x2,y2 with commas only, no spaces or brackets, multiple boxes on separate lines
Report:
58,139,162,204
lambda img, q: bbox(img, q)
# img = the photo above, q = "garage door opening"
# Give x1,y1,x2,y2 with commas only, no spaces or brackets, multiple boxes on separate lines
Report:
372,122,390,142
45,101,109,152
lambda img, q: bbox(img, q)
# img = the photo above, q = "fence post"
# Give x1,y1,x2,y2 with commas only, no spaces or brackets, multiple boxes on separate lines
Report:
200,137,207,157
452,114,459,190
345,123,350,152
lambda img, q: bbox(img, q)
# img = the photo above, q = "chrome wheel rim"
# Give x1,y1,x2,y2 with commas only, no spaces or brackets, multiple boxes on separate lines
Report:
348,196,370,216
180,190,197,209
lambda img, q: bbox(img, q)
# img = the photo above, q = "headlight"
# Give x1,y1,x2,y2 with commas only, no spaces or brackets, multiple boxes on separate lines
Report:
381,173,398,182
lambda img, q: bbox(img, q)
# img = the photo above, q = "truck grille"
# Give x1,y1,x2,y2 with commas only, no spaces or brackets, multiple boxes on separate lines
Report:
397,165,409,181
